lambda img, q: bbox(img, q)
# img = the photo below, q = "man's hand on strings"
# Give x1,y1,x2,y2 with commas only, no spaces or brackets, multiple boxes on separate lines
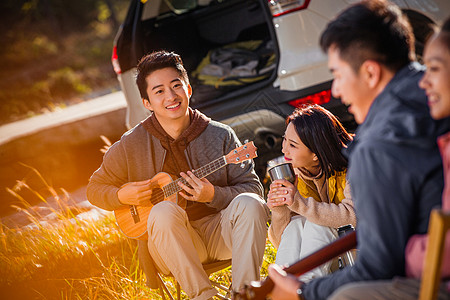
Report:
117,179,153,206
268,264,305,300
178,171,215,203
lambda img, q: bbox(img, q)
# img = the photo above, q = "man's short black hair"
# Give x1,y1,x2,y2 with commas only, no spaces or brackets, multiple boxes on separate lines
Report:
136,51,189,101
320,0,415,73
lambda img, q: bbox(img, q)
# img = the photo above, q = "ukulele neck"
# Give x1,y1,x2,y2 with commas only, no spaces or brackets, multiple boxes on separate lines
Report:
163,156,227,197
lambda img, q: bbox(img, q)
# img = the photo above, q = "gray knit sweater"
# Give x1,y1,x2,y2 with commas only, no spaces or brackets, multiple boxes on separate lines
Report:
87,118,263,211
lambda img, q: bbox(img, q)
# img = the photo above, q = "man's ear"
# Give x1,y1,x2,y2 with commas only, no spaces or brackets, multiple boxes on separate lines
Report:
361,60,381,89
187,83,192,98
142,98,153,111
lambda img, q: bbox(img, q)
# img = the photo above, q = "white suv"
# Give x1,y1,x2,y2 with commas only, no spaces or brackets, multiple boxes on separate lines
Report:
111,0,449,176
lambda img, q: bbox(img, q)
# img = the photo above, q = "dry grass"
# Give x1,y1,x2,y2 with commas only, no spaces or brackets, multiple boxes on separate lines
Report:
0,166,275,299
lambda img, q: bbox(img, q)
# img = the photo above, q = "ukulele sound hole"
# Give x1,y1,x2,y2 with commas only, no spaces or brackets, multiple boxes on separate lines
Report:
150,187,165,206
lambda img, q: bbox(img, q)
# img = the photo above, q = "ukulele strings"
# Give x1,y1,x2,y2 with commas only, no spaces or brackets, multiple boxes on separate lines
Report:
144,146,247,205
149,188,165,205
164,156,226,197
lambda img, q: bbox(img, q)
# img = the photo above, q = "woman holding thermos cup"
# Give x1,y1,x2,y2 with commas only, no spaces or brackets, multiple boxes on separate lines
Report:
267,104,356,281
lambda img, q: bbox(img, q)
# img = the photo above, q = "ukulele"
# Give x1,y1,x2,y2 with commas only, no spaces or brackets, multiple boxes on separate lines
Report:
114,141,258,240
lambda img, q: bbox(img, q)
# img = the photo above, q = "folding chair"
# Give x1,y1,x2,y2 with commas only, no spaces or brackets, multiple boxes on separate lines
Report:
157,259,233,300
419,209,450,300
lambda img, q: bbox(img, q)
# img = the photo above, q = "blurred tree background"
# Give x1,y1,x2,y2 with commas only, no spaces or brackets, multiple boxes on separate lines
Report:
0,0,130,125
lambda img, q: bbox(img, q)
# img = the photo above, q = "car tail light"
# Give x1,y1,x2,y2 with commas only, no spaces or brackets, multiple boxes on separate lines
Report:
112,45,121,74
288,90,331,107
268,0,310,17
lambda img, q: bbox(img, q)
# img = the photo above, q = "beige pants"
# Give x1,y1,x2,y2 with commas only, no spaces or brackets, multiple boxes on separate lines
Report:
147,193,269,300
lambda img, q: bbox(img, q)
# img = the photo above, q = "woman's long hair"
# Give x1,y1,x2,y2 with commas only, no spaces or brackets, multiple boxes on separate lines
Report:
287,104,353,179
440,17,450,50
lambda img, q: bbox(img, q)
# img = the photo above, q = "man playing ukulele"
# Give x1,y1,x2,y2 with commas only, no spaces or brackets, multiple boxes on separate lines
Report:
87,51,269,300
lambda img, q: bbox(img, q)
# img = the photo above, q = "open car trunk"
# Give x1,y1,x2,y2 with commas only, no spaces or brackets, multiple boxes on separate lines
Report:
120,0,278,107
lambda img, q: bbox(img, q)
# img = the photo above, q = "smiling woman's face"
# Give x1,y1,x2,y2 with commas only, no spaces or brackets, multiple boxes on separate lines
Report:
281,123,318,172
419,33,450,120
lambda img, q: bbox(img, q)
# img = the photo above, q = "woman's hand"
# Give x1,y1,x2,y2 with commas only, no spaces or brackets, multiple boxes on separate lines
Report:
267,179,296,209
117,179,153,206
178,171,215,203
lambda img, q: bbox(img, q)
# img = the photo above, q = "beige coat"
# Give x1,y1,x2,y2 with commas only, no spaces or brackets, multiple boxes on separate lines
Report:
268,171,356,248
